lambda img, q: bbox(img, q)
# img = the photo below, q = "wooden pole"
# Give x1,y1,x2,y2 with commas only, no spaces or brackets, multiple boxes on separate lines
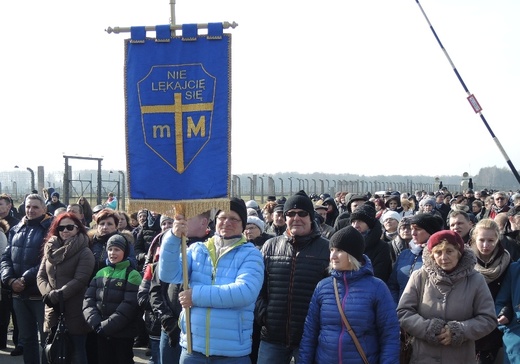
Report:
181,234,192,353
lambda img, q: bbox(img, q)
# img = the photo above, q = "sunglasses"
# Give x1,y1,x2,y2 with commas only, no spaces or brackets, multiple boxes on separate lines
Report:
285,210,309,218
58,224,78,232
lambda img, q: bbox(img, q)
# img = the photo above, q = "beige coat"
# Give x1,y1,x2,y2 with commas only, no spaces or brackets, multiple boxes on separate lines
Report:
397,246,497,363
37,233,95,334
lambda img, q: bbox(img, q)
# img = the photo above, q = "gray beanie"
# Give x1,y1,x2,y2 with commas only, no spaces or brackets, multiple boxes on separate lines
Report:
247,216,265,232
106,234,129,258
160,215,174,225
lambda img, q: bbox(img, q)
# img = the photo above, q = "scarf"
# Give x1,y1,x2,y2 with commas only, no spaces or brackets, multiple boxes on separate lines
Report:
385,230,398,241
409,240,424,256
474,246,511,284
214,234,242,258
44,233,90,265
422,246,477,289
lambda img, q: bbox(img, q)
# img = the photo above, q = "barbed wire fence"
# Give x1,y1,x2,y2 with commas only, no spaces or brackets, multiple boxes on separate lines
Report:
2,167,517,211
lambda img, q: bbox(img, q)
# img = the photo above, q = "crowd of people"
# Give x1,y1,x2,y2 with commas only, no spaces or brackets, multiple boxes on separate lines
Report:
0,186,520,363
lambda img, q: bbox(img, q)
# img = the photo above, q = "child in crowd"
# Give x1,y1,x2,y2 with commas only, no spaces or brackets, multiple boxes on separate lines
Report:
83,234,142,364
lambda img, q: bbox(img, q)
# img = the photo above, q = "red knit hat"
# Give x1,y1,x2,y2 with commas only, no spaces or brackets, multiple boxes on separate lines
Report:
427,230,464,253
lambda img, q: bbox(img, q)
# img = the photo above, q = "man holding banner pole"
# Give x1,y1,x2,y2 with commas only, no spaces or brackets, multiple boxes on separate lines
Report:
159,197,264,363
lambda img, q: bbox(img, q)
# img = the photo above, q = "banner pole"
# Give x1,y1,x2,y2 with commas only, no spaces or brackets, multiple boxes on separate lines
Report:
181,233,192,353
415,0,520,186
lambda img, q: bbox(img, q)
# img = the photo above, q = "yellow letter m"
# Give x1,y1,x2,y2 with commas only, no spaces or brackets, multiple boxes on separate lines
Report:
187,116,206,138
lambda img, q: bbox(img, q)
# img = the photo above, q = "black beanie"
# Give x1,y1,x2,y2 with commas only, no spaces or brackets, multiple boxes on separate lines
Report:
273,204,285,213
410,213,444,235
349,204,377,229
230,197,248,231
106,234,129,258
284,190,315,220
329,226,365,262
346,194,368,213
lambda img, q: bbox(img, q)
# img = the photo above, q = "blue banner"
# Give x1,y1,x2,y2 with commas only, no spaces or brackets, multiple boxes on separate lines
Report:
125,27,231,209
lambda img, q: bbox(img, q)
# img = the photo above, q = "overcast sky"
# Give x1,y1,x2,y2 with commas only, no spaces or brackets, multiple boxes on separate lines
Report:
2,0,519,178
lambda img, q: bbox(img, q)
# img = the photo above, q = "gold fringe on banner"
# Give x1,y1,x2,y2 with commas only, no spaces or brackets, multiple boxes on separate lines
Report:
128,198,231,219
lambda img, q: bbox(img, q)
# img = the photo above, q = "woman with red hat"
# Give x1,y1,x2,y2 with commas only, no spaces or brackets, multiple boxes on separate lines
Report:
397,230,497,363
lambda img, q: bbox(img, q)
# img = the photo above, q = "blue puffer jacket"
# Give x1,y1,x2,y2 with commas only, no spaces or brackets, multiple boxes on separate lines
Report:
158,230,264,357
496,261,520,360
299,256,400,364
1,215,53,298
386,247,424,305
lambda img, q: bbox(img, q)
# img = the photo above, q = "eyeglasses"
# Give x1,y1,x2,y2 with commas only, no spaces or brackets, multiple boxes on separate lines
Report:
217,216,242,224
495,197,505,201
285,210,309,218
58,224,78,232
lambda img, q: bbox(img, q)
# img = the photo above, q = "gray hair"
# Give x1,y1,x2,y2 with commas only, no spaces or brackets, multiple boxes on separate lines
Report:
25,194,46,207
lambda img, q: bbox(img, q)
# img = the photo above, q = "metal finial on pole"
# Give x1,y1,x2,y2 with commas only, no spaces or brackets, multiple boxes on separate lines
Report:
170,0,176,36
414,0,520,186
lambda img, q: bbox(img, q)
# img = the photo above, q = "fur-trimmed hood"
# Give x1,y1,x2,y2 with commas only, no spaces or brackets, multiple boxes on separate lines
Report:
422,245,477,288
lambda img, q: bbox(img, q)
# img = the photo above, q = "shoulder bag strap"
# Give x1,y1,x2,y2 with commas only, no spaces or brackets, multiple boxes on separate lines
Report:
58,290,65,315
57,291,67,332
333,278,369,364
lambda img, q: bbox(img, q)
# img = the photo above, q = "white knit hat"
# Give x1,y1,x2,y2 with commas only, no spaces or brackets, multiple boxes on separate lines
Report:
381,210,402,223
247,216,264,231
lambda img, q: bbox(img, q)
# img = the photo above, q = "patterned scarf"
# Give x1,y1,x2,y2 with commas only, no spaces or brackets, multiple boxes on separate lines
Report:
474,246,510,284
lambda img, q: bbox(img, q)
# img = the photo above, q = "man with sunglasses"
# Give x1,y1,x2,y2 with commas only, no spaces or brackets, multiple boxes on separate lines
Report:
484,191,510,220
1,193,54,363
501,204,520,262
256,190,330,364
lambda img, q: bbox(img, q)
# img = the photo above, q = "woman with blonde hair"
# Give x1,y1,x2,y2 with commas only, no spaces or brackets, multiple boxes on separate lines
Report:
299,226,400,363
400,198,415,217
471,219,510,364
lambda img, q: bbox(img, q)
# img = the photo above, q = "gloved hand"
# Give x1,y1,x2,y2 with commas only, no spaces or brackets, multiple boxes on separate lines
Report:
95,325,105,336
162,316,179,347
42,294,56,309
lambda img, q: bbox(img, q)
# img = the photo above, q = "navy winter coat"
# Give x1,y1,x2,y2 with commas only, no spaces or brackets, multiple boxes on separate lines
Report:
1,215,53,298
387,247,424,305
299,257,400,364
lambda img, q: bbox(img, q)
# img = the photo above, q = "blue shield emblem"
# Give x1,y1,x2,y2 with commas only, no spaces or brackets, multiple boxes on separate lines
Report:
137,64,216,174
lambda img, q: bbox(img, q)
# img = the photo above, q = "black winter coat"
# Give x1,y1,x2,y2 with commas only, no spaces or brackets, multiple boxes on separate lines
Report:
255,223,330,348
363,221,392,283
149,267,182,346
137,263,162,338
83,260,142,338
